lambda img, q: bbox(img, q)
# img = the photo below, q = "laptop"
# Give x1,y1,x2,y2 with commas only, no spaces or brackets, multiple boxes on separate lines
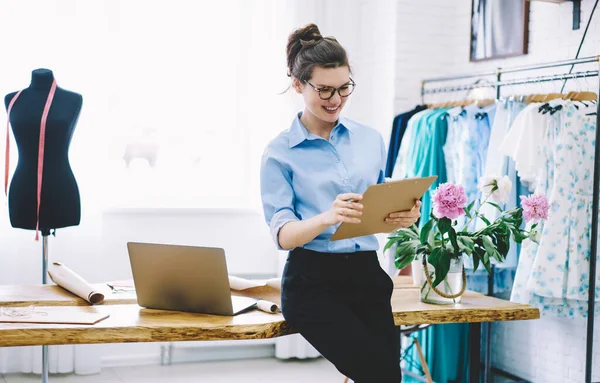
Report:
126,242,258,316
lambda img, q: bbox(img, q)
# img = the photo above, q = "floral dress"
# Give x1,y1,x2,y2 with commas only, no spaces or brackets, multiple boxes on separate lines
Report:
511,101,599,318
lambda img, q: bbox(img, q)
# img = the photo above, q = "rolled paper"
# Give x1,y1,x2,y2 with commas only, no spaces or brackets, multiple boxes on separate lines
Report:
256,300,279,313
48,262,105,305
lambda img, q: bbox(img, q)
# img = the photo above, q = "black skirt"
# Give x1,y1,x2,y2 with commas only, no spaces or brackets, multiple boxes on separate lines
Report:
281,247,401,383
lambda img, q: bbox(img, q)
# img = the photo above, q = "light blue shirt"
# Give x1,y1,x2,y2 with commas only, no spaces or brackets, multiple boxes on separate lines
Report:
260,112,387,253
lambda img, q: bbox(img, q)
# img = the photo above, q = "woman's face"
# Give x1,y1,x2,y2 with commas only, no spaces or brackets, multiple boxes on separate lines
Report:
294,66,352,125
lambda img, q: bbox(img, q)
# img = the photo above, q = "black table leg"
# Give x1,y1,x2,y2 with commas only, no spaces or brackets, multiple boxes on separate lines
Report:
469,322,482,383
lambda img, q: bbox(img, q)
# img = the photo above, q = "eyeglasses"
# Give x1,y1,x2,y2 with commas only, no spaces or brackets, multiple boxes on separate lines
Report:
304,78,356,100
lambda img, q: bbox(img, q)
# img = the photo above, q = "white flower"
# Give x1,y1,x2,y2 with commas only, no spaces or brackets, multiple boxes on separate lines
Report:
478,175,512,204
529,229,541,244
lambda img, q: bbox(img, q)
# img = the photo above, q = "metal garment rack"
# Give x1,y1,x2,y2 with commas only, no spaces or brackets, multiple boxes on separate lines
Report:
420,55,600,383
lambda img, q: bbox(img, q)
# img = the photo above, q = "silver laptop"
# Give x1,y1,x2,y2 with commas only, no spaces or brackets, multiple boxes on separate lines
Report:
127,242,258,316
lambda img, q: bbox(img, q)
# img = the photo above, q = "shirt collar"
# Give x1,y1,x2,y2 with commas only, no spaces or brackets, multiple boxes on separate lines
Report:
288,112,352,148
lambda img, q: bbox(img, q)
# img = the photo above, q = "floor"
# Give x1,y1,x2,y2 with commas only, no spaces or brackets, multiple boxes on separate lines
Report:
1,358,522,383
1,358,343,383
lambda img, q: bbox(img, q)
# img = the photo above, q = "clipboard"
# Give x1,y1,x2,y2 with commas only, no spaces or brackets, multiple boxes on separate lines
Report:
330,176,438,241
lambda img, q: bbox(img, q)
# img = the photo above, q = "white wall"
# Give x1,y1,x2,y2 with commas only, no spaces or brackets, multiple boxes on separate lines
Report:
393,1,600,382
0,0,399,374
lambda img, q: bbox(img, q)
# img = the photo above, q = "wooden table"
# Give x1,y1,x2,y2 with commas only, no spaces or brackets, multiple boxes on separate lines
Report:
0,278,539,382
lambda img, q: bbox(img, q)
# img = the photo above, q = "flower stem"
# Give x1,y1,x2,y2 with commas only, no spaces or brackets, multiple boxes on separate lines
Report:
460,193,493,232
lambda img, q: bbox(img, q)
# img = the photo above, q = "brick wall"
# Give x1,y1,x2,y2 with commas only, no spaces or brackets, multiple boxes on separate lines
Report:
394,1,600,382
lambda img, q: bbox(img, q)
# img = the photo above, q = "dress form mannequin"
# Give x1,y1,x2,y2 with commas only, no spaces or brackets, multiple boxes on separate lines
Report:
4,68,82,236
4,69,82,383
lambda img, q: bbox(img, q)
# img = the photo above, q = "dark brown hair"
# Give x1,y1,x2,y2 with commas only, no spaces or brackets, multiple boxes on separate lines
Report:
286,23,350,82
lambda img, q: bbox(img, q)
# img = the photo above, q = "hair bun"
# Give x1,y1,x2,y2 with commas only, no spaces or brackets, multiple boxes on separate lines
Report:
286,23,323,77
285,23,348,81
296,23,323,46
297,24,323,48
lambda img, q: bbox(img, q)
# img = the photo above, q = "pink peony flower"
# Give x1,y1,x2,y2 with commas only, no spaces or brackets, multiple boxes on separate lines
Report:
432,183,468,219
520,194,549,222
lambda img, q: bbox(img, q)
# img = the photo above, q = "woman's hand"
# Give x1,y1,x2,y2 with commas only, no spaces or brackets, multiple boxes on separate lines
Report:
321,193,364,226
385,200,421,228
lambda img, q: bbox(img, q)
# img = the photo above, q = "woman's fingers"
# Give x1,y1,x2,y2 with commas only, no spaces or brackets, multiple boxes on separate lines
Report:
337,193,363,202
339,215,361,224
388,211,420,219
333,199,364,210
385,217,417,226
337,207,362,218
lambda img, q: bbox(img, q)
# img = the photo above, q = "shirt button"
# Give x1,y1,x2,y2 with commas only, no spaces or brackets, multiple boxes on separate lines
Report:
342,179,348,185
335,158,340,163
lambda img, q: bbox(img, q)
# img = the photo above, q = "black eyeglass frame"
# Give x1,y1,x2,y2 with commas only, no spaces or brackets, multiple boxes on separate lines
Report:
304,78,356,100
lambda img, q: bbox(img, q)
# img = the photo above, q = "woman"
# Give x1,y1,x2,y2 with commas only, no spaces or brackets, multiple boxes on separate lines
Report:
260,24,421,383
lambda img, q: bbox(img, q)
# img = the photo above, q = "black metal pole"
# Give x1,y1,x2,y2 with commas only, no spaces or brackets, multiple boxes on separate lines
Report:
469,323,482,383
483,68,502,383
584,58,600,383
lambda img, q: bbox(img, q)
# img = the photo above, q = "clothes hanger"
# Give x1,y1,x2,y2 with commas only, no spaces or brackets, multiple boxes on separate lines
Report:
572,75,598,102
525,78,545,103
532,79,548,103
474,98,495,107
542,83,567,102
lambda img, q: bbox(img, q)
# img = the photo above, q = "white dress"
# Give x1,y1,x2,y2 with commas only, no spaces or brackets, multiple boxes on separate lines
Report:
498,102,549,191
511,101,600,318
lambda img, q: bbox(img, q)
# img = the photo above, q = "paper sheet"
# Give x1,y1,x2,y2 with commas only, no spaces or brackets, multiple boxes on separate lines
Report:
48,262,105,305
228,276,281,291
0,307,109,324
229,276,281,313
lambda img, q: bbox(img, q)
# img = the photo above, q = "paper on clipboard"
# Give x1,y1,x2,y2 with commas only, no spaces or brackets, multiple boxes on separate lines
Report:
330,176,438,241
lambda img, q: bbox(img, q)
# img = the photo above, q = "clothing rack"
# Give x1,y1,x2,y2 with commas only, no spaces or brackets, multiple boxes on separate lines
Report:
420,55,600,383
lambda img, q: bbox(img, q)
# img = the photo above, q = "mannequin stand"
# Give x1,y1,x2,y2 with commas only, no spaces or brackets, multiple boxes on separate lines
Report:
41,234,49,383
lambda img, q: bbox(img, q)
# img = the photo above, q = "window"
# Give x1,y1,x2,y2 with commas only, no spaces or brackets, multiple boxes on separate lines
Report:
2,0,300,210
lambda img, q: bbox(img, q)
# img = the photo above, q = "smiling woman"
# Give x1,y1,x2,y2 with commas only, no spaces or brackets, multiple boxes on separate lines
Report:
259,23,419,383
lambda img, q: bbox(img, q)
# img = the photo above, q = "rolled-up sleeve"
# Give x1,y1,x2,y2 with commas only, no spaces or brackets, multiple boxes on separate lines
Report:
260,149,299,250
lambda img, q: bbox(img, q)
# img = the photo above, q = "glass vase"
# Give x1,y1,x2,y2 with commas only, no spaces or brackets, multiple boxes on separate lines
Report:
420,255,465,304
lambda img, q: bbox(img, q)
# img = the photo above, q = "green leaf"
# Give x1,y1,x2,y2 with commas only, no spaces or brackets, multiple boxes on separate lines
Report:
481,236,502,263
466,200,475,215
477,213,492,226
404,227,419,240
393,239,421,270
448,227,460,255
494,233,509,258
395,253,415,270
472,251,480,271
420,219,434,246
486,201,503,212
474,242,492,274
438,217,452,235
395,240,420,257
383,237,398,253
416,246,428,255
481,235,495,250
457,236,475,255
428,248,451,287
482,258,492,274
